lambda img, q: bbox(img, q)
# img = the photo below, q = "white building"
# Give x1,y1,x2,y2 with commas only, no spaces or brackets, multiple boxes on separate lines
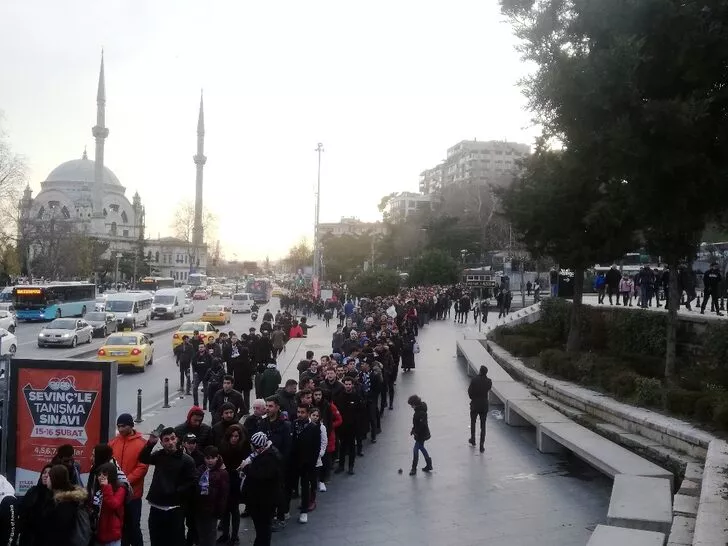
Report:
144,237,208,283
385,192,432,223
318,217,387,237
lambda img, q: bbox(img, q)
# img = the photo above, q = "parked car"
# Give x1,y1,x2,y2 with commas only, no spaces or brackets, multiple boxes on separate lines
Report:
83,311,118,337
0,311,16,333
0,328,17,356
37,318,93,348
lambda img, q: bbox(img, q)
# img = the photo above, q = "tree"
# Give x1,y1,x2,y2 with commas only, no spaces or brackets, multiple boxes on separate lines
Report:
170,200,217,245
348,268,401,298
501,0,728,375
498,143,635,352
321,233,373,281
285,238,313,273
408,249,459,286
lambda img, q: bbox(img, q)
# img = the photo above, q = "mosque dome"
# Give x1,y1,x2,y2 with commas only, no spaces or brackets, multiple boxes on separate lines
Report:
44,155,122,186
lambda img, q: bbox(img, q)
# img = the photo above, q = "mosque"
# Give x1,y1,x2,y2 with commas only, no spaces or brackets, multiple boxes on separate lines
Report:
18,53,208,282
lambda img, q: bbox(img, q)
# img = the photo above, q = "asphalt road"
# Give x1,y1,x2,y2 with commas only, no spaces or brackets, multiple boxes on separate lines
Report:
11,296,285,413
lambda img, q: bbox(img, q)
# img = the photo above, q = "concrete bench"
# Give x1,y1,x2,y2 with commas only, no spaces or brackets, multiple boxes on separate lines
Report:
505,398,572,427
607,474,673,534
587,524,665,545
455,339,513,382
693,439,728,545
488,380,536,407
538,421,674,487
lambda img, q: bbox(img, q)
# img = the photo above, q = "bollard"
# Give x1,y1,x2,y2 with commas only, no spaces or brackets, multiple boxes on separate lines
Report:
163,378,170,408
135,389,143,423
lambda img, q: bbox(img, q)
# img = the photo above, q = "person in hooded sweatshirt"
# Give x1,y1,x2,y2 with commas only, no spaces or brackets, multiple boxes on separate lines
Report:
42,464,88,546
468,365,492,453
175,407,214,448
0,474,18,546
407,395,432,476
19,465,52,546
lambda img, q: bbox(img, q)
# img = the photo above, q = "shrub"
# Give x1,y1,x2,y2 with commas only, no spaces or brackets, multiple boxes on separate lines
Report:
498,335,544,358
604,308,666,359
694,395,717,423
609,371,640,398
540,349,570,376
540,299,571,343
635,377,663,407
713,396,728,430
664,388,703,417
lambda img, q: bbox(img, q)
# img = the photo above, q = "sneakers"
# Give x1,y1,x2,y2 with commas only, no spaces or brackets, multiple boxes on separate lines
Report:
298,513,308,524
318,482,327,492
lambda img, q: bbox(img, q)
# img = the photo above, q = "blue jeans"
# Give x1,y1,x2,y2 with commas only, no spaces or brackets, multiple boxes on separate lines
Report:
123,497,143,546
413,440,429,463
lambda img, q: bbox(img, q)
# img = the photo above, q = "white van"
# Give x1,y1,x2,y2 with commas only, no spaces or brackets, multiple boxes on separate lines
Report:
231,292,253,314
105,292,153,329
151,288,186,319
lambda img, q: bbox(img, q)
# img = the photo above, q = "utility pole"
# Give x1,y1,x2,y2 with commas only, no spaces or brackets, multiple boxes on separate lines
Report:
312,143,324,288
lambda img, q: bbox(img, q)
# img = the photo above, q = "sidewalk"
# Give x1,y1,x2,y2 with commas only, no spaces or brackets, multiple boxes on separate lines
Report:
581,293,728,322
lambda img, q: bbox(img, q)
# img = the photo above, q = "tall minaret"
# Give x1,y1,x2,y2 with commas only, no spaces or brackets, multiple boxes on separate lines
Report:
91,51,109,223
192,91,206,247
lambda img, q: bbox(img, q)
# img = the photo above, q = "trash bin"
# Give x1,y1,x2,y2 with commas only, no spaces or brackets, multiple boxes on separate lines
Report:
558,270,575,299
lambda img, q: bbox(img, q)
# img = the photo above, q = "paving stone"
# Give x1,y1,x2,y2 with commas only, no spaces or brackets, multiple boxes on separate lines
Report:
607,475,673,534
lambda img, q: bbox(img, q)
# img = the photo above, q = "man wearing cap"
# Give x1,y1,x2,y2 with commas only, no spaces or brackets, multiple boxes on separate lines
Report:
109,413,148,546
182,434,204,466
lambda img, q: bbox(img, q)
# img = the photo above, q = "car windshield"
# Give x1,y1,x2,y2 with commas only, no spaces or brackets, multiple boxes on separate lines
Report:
105,300,133,312
154,295,175,304
84,312,107,321
47,319,77,330
106,336,139,346
180,322,205,331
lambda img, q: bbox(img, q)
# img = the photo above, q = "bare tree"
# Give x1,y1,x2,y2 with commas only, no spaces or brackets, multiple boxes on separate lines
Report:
0,120,28,247
170,200,217,243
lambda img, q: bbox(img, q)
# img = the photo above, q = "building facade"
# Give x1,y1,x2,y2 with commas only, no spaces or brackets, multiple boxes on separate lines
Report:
385,192,433,223
318,217,388,237
144,237,208,283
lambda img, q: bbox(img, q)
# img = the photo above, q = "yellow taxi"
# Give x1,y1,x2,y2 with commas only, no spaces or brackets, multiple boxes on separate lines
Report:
172,321,220,349
200,305,231,325
271,287,283,297
97,332,154,372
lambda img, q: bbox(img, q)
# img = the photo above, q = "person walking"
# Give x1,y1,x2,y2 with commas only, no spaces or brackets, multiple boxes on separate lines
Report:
468,366,492,453
701,262,724,316
194,446,229,546
239,432,284,546
109,413,148,546
139,427,197,546
407,395,432,475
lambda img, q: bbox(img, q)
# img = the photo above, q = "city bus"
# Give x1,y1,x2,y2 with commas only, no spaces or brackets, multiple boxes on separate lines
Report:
188,273,208,287
137,276,175,292
245,278,272,304
13,282,96,321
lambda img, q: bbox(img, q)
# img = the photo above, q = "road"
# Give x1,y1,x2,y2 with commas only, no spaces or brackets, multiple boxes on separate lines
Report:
10,296,286,413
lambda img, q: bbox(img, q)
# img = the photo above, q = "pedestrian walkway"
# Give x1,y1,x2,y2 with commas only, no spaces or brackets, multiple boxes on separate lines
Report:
580,293,728,321
133,317,611,545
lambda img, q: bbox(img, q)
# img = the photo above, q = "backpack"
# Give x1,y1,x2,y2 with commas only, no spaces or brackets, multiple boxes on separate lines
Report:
70,505,92,546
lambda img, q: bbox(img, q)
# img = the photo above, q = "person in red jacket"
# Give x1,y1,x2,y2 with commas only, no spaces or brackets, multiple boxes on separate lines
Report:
95,462,127,546
109,413,148,546
289,320,304,339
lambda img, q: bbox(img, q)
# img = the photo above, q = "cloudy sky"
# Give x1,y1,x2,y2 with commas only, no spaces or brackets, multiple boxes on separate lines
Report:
0,0,536,260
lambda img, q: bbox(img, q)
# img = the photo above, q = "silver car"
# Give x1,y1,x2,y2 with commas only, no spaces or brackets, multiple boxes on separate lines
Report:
37,318,94,348
183,298,195,314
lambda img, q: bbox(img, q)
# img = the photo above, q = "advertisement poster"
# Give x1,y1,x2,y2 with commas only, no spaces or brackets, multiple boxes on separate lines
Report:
320,289,333,302
14,368,102,494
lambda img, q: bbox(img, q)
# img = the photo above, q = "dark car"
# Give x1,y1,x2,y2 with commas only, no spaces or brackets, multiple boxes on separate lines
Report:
83,311,118,337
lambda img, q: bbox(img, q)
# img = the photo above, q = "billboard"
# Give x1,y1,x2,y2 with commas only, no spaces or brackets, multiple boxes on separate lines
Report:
3,359,117,495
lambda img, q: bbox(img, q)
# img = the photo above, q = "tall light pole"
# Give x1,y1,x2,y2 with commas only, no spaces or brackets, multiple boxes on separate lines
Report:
313,143,324,289
114,252,123,288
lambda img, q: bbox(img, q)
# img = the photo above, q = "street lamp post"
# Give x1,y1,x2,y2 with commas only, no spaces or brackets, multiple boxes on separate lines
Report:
114,252,123,289
313,143,324,286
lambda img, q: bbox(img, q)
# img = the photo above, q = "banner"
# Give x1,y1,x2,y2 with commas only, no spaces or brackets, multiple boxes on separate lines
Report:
320,289,333,301
15,368,102,494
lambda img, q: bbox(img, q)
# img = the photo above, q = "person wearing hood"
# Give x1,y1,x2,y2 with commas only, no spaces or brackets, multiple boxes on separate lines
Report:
109,413,148,546
175,407,213,449
468,366,492,453
139,427,197,546
0,474,17,546
194,446,229,546
275,380,298,420
255,359,281,400
93,462,127,546
19,465,52,546
407,395,432,476
43,464,88,546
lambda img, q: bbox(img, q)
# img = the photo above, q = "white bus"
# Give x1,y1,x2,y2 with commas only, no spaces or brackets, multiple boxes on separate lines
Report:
105,292,153,329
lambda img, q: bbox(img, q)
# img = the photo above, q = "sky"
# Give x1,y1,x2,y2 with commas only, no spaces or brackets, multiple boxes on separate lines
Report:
0,0,537,260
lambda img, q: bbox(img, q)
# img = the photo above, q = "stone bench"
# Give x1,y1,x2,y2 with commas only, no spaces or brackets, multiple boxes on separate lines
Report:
693,439,728,545
455,339,513,382
538,421,674,487
607,474,673,535
505,398,572,427
587,524,665,545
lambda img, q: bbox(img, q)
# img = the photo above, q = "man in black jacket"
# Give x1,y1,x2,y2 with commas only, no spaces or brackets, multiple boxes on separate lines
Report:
701,262,724,316
275,380,298,420
174,406,214,448
468,365,492,453
140,427,197,546
210,376,245,423
191,345,212,409
174,336,194,395
359,359,382,443
289,405,321,524
334,377,362,475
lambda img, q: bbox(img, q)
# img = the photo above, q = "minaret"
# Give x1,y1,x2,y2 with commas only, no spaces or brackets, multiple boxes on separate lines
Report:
91,51,109,224
192,91,206,247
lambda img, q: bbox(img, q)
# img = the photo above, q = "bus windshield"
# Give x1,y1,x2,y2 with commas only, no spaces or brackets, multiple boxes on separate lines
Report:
105,300,133,313
14,287,48,309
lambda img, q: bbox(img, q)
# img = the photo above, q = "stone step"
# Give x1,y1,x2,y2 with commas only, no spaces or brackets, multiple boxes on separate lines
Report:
537,394,586,420
666,515,695,546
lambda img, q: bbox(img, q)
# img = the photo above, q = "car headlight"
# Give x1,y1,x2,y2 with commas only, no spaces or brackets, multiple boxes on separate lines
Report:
62,333,71,338
126,313,133,317
38,333,46,338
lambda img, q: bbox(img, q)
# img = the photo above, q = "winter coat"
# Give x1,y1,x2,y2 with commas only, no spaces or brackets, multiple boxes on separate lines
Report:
210,389,245,422
19,477,51,546
331,332,344,352
619,278,633,294
258,415,292,459
321,379,344,401
468,373,493,413
289,325,304,339
256,365,281,399
334,389,363,433
240,447,283,508
606,268,621,288
275,388,297,420
174,407,214,448
139,442,197,507
326,402,343,453
400,333,416,370
192,351,213,377
96,484,126,544
271,330,286,349
42,487,87,546
109,431,149,500
195,460,229,518
291,420,321,469
411,401,431,442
